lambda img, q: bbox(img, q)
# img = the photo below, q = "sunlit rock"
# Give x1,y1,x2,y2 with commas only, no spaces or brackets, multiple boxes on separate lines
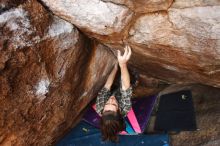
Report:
102,0,173,13
128,5,220,87
41,0,133,35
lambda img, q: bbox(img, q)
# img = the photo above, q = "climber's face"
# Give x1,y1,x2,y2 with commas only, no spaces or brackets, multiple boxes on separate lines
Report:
103,96,119,112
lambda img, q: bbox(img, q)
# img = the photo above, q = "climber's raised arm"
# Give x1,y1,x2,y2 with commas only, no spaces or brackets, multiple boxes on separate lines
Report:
104,64,118,90
117,45,132,90
95,64,118,116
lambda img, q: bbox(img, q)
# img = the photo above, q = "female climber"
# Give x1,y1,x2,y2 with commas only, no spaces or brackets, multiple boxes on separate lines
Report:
95,45,133,142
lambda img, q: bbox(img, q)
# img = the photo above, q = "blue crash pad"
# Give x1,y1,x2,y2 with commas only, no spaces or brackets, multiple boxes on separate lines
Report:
56,121,169,146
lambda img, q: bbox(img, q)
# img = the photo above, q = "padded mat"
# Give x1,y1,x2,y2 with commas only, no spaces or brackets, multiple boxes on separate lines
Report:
155,90,197,131
56,121,169,146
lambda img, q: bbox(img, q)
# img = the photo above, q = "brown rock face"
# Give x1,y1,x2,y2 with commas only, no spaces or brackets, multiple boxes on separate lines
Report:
41,0,220,88
0,0,117,145
102,0,173,13
40,0,133,35
128,8,220,86
0,0,26,13
0,0,220,146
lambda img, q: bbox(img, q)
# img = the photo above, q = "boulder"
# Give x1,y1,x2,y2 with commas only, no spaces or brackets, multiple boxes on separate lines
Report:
0,0,116,145
1,0,220,145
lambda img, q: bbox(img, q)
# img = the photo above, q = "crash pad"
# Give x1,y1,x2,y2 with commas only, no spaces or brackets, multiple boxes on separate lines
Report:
155,90,197,132
56,121,169,146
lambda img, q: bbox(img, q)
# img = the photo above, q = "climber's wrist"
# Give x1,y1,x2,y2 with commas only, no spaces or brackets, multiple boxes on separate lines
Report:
119,63,127,68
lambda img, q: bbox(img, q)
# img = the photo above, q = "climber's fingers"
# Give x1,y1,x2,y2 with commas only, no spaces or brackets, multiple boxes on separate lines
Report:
117,50,122,58
122,46,128,59
126,45,132,60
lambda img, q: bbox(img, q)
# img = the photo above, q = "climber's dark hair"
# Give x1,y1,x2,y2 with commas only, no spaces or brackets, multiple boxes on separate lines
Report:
100,110,125,143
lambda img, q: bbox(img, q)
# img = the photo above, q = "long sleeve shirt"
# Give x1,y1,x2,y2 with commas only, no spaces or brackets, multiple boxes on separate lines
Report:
95,86,133,117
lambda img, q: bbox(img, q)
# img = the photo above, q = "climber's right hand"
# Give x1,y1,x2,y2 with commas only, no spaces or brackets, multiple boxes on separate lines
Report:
117,45,132,67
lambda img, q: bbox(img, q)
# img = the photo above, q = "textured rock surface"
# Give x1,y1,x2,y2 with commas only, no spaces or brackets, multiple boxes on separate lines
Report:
102,0,173,13
0,0,220,145
41,0,133,35
171,0,220,8
41,0,220,88
0,0,26,13
0,0,117,145
128,5,220,86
